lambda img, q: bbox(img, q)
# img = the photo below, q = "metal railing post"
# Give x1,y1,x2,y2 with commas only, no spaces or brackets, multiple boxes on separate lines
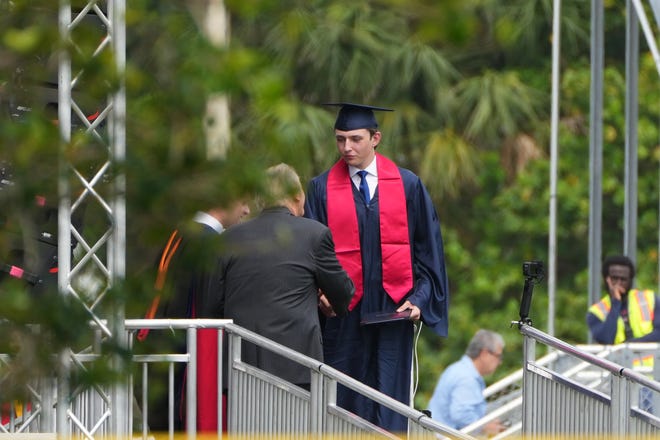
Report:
610,374,632,435
309,370,323,436
521,330,536,435
227,331,241,432
186,327,197,440
322,375,338,434
217,328,224,440
40,377,57,432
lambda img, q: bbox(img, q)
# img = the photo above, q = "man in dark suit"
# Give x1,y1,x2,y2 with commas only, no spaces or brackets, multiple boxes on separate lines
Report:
155,201,251,320
203,163,355,386
138,196,250,433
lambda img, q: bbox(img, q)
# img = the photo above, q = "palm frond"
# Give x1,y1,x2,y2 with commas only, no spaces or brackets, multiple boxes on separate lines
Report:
451,70,544,146
419,129,480,199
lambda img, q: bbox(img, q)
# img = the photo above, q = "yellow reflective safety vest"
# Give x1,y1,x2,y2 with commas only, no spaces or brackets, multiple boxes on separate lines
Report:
588,289,655,344
589,289,656,368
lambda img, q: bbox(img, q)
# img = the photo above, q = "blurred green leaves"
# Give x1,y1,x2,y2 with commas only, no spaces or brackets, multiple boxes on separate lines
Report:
1,0,658,415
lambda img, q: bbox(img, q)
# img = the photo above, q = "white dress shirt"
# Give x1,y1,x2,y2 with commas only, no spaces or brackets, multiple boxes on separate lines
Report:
349,157,378,201
192,211,225,234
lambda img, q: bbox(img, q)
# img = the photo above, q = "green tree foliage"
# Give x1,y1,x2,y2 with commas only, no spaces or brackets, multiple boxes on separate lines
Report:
2,0,660,418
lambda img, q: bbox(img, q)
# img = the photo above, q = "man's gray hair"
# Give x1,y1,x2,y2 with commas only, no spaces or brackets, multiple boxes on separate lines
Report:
260,163,303,208
465,329,504,359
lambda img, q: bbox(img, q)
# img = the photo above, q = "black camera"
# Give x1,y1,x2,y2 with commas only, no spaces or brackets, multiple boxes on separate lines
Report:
522,260,544,280
518,260,545,326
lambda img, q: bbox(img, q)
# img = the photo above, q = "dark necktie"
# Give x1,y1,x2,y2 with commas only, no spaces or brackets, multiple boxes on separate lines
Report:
357,170,370,204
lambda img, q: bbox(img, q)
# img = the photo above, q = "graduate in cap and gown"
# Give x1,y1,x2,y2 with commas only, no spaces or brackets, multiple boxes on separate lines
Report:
304,103,449,432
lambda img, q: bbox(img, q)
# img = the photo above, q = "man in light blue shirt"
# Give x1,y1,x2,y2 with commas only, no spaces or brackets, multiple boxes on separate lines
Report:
427,329,506,436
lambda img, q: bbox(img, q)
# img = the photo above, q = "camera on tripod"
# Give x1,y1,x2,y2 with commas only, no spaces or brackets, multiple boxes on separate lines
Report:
517,260,545,326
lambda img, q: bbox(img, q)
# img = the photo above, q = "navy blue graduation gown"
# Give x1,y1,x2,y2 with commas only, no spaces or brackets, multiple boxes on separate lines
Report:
304,165,449,432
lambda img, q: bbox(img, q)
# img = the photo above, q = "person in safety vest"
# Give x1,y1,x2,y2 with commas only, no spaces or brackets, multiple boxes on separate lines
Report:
587,255,660,345
587,255,660,413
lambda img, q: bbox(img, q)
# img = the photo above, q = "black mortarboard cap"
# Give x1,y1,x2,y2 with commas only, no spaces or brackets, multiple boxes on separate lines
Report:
324,102,393,131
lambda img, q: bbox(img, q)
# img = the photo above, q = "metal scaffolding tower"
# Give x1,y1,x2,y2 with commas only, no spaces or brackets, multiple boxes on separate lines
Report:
547,0,660,339
56,0,127,437
515,0,660,407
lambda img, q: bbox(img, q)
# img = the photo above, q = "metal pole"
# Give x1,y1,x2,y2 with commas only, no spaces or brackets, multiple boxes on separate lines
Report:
651,0,660,24
588,0,605,342
548,0,562,337
632,0,660,78
631,0,660,288
110,0,128,436
624,0,639,263
57,1,72,297
57,1,72,436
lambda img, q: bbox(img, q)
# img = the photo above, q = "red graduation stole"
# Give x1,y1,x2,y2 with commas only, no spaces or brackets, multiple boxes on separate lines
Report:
327,154,413,310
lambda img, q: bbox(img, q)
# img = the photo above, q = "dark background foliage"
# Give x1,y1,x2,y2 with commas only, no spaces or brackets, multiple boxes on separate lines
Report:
2,0,660,411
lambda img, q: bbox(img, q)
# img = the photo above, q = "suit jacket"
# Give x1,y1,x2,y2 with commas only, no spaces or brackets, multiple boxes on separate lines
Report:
141,217,222,432
158,218,221,319
203,206,354,385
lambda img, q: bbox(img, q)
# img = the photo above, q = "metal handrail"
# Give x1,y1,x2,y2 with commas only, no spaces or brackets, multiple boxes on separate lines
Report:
125,319,475,439
518,322,660,437
467,333,660,437
225,321,473,438
519,324,660,392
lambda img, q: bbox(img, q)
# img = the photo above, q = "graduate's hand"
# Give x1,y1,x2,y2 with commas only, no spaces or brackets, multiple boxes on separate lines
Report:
396,301,421,321
318,290,336,317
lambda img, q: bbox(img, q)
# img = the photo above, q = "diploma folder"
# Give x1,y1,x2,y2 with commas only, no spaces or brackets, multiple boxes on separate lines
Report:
360,309,412,325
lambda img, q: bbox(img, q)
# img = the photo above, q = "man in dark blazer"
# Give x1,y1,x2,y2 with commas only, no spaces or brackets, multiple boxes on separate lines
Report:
138,196,250,433
203,163,354,386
